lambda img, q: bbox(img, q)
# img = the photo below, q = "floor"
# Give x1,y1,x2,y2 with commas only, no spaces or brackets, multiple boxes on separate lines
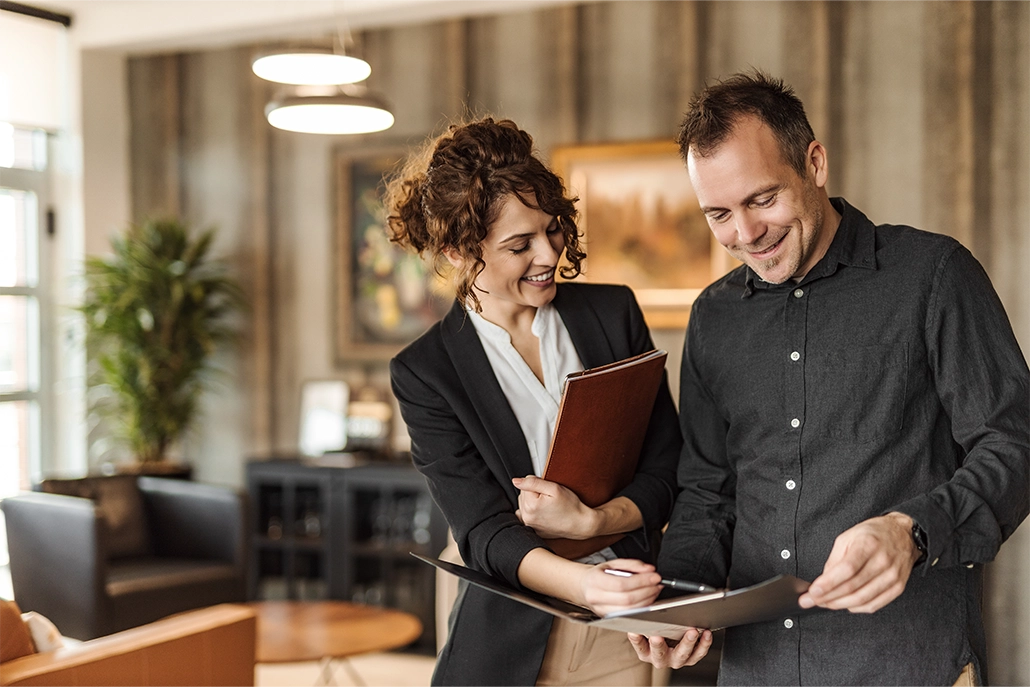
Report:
254,651,718,687
255,652,435,687
0,563,12,600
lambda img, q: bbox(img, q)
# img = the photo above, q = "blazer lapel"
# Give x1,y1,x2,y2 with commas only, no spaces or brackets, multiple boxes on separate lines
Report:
552,284,616,369
439,302,536,478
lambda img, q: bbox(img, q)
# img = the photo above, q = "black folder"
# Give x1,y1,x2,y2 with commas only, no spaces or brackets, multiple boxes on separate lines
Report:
414,554,813,639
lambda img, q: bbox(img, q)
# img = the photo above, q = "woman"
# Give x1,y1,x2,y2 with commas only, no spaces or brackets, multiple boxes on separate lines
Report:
386,118,709,686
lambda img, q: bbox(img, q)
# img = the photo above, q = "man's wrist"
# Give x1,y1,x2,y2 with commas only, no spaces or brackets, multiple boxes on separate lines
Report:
885,511,924,566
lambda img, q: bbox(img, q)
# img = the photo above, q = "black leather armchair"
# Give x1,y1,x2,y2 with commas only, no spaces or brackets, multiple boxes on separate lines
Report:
1,475,248,640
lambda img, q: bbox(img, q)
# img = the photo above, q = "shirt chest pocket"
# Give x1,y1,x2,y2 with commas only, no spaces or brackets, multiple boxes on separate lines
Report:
808,343,909,444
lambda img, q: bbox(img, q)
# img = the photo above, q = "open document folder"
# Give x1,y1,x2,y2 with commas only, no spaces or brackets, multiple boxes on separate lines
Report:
414,554,811,640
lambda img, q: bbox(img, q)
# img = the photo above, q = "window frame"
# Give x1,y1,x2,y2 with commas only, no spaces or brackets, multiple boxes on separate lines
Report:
0,144,53,488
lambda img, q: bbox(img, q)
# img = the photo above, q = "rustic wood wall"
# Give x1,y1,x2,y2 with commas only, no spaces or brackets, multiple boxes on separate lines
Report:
120,1,1028,681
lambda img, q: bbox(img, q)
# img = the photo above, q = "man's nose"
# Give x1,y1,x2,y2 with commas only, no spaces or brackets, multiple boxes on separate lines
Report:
735,211,766,245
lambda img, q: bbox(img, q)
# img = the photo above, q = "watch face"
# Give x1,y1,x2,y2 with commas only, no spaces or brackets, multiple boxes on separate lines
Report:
912,523,928,560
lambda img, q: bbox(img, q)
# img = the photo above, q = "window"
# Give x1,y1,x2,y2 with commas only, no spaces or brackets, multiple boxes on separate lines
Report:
0,7,70,591
0,124,50,498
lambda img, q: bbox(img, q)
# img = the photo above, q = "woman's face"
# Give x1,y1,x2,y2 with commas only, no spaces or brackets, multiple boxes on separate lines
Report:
448,193,564,322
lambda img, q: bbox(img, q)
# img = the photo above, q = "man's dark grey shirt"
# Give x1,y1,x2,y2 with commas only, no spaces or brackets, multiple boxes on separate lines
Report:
659,198,1029,685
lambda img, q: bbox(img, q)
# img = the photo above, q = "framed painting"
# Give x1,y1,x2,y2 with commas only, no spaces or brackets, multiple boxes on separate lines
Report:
334,147,452,361
550,140,738,330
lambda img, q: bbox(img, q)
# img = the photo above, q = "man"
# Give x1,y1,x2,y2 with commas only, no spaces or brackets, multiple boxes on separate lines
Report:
630,71,1029,685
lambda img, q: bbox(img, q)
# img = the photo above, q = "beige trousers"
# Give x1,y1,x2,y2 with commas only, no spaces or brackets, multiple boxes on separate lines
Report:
953,663,977,687
536,616,658,686
434,537,668,686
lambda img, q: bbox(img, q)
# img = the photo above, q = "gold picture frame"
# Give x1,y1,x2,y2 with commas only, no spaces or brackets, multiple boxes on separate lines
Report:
551,140,737,330
334,147,452,362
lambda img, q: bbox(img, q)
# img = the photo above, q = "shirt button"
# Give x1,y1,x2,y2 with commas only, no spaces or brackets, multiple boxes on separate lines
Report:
790,351,800,361
780,549,791,560
783,618,794,629
790,418,801,428
785,479,796,490
793,288,804,298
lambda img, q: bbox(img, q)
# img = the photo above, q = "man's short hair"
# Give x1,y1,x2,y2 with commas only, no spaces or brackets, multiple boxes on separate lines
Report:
677,69,816,177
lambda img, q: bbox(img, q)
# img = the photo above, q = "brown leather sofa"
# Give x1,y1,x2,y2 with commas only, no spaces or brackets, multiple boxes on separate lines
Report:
0,602,256,686
1,475,248,640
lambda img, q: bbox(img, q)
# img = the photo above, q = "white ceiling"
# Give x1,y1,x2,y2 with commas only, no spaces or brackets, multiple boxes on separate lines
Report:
41,0,581,53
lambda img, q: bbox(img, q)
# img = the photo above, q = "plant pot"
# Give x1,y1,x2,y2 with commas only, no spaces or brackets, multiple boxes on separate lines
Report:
102,460,193,480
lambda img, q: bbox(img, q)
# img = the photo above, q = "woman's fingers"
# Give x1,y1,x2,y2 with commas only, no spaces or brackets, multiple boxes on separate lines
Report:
511,475,560,496
582,560,662,614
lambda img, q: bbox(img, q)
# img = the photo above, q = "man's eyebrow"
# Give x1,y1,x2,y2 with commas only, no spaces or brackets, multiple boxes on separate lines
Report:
700,185,781,215
699,204,727,215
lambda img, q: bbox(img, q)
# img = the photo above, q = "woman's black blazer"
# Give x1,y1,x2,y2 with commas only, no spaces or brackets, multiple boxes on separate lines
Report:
390,282,682,686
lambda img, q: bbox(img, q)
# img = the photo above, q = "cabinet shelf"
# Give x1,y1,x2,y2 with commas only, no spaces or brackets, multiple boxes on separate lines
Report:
254,535,325,550
350,542,434,558
246,459,448,654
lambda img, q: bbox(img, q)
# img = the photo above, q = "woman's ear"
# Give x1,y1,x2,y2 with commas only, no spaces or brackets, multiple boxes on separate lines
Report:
442,246,464,269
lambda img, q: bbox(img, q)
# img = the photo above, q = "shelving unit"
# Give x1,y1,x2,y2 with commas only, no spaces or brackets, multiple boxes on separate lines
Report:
246,458,448,653
334,463,447,651
246,460,334,601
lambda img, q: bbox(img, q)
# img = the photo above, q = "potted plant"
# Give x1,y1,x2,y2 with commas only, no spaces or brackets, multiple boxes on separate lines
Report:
81,218,244,472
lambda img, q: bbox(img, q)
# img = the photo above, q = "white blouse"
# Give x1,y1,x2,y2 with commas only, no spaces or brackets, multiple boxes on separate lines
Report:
468,303,583,477
468,303,615,565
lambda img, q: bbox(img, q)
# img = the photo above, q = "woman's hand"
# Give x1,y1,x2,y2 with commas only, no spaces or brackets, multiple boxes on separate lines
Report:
579,559,663,616
627,629,713,669
513,475,598,539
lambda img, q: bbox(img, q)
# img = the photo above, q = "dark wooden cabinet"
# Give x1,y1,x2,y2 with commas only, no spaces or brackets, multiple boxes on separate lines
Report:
246,458,447,652
246,460,335,601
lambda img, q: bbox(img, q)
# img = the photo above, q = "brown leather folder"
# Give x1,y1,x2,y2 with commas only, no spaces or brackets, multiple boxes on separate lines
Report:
541,349,668,559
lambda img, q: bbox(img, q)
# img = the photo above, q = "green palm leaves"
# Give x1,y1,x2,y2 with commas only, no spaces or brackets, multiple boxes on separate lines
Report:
81,219,244,463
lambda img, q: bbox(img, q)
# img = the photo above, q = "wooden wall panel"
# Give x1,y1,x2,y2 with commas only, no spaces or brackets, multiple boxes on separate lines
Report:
653,1,702,142
923,1,976,249
576,3,613,142
705,1,785,83
837,1,926,229
982,6,1030,682
128,54,182,222
537,5,579,149
246,55,275,459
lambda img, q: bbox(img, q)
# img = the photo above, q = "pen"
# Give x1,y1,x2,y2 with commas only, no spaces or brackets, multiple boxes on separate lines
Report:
603,568,718,593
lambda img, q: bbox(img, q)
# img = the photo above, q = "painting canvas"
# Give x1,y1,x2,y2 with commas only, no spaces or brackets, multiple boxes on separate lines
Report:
551,141,737,329
335,148,452,361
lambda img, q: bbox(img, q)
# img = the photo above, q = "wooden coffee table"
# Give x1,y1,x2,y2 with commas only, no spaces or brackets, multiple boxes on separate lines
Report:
247,600,423,686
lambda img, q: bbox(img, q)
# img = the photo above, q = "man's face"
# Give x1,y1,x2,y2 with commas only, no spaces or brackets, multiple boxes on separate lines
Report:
687,116,833,284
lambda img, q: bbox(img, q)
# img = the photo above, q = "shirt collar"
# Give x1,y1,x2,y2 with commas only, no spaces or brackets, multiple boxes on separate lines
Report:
466,303,554,342
742,197,877,297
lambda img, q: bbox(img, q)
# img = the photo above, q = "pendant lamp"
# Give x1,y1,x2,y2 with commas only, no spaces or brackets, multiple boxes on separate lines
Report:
265,88,395,135
252,48,371,86
253,13,394,135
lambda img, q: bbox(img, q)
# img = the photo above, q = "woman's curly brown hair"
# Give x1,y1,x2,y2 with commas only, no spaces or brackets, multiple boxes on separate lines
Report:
383,117,585,312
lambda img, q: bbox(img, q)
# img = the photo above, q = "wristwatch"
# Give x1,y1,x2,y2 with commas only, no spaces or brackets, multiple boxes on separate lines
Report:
911,522,928,565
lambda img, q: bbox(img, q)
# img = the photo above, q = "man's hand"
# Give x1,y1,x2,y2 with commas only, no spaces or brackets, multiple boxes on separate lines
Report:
628,629,713,669
798,512,921,614
513,475,597,539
